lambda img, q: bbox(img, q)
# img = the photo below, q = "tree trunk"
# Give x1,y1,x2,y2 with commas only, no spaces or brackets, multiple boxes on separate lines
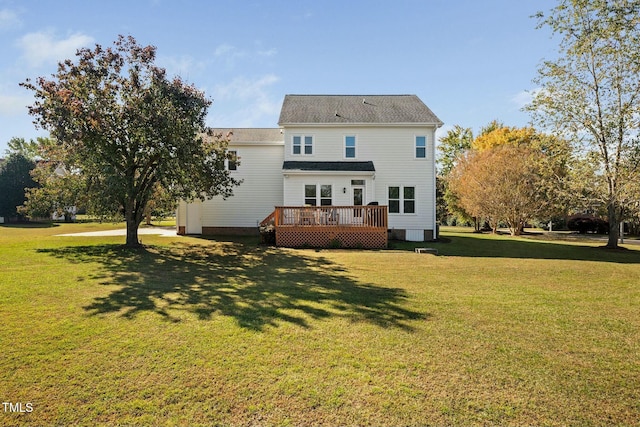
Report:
125,216,140,247
606,202,620,249
124,201,141,248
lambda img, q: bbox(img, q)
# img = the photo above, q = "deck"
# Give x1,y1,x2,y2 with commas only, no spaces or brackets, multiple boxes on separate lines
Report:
260,206,388,249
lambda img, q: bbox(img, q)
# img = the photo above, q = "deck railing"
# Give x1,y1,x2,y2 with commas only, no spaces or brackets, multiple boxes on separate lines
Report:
273,205,387,229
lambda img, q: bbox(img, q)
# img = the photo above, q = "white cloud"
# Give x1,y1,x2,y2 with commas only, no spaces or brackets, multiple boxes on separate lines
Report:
0,8,21,30
157,54,207,79
212,43,277,68
17,30,94,68
258,48,278,57
512,88,541,109
209,74,281,127
0,92,31,116
214,74,279,100
214,43,237,57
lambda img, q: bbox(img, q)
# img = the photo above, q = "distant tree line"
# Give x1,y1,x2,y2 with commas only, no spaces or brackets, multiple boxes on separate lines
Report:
438,0,640,249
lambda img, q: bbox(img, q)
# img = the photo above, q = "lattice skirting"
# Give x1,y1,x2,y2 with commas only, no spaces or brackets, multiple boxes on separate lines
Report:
275,227,387,249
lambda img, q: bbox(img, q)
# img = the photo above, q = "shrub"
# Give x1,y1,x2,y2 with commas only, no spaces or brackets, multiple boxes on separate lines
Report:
567,216,609,234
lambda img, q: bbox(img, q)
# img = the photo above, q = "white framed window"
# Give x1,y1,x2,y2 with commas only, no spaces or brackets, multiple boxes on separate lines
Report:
403,186,415,213
304,184,333,206
389,187,400,213
304,184,317,206
293,135,313,155
388,186,416,214
415,136,426,158
344,135,356,158
227,150,238,171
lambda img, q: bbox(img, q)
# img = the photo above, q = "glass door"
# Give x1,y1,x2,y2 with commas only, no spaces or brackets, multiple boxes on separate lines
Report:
352,186,364,218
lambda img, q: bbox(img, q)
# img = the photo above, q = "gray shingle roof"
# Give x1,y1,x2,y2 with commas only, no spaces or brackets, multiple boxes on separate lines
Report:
278,95,442,126
283,161,375,172
206,128,283,143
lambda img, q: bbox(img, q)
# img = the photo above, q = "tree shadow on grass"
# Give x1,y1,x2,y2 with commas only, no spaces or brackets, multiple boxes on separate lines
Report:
1,221,60,228
37,241,426,331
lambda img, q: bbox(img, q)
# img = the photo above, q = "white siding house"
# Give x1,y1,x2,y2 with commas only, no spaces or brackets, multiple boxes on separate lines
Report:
178,95,442,242
176,128,284,235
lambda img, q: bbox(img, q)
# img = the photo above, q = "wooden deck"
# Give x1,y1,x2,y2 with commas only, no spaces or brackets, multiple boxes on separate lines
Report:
260,206,388,249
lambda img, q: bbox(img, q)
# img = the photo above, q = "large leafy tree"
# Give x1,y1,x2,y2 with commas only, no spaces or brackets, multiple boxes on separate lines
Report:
447,126,572,235
449,145,549,236
22,35,240,246
0,153,36,220
529,0,640,248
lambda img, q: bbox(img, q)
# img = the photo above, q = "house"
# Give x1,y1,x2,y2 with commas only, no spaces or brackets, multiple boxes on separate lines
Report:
177,94,443,247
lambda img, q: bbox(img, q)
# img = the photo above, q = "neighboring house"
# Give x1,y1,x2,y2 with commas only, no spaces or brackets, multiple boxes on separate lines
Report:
177,94,443,246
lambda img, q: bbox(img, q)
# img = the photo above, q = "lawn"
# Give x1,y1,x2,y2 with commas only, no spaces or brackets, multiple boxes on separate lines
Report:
1,223,639,426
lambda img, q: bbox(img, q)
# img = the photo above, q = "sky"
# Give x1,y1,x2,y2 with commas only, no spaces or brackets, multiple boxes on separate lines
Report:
0,0,560,155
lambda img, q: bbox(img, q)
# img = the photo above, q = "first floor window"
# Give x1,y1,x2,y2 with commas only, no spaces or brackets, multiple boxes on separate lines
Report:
404,186,415,213
304,184,333,206
389,187,400,213
388,186,415,214
305,185,317,206
320,185,332,206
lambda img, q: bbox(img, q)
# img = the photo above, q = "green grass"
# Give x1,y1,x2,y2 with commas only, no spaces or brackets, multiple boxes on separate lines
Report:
1,224,639,426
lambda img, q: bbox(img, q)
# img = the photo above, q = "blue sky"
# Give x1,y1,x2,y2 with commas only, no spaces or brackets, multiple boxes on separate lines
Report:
0,0,559,154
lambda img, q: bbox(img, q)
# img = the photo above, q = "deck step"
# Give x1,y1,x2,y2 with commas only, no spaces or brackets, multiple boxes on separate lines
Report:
415,247,438,255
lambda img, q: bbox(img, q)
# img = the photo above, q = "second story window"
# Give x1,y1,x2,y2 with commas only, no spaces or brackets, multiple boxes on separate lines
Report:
345,136,356,158
415,136,426,158
293,135,313,155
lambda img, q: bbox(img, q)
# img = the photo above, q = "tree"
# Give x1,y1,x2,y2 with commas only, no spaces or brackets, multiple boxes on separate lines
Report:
6,137,40,159
474,126,574,224
22,35,240,247
448,145,548,236
447,126,572,235
19,161,86,222
143,182,176,225
437,125,477,227
0,153,36,220
472,126,536,151
437,125,474,176
529,0,640,248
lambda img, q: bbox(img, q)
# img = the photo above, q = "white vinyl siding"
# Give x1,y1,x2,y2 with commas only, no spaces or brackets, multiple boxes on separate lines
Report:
283,125,436,233
199,142,284,227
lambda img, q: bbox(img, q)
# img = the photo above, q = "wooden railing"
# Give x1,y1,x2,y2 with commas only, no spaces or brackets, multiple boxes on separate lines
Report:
259,210,276,228
273,205,387,229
